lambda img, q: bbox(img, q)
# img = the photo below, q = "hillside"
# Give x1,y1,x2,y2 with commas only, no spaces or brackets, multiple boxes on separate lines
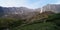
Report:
0,4,60,30
0,13,60,30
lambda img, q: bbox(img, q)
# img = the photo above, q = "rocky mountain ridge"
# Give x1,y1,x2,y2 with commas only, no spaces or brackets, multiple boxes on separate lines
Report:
0,4,60,18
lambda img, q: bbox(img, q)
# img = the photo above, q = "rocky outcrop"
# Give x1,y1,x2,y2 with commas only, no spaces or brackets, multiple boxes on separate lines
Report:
42,4,60,13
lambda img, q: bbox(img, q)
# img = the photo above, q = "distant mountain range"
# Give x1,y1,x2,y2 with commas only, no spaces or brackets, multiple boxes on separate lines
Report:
0,4,60,18
42,4,60,13
0,6,37,19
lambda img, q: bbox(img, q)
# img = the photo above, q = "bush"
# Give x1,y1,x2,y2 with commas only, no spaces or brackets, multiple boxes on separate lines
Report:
0,18,23,30
46,13,60,26
13,22,58,30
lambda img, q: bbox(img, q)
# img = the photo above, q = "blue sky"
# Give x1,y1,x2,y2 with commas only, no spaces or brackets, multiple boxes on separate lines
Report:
0,0,60,9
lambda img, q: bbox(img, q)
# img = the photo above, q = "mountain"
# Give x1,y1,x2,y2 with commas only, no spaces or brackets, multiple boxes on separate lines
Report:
42,4,60,13
0,6,35,18
3,7,34,14
0,4,60,19
0,7,4,17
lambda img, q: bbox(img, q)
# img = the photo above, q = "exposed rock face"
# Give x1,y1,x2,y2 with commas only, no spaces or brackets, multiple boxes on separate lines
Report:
0,6,35,18
3,7,33,14
0,4,60,18
0,7,4,17
42,4,60,13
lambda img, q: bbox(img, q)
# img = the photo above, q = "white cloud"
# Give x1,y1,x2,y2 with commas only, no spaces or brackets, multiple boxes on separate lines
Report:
0,0,60,9
55,2,60,4
0,0,41,9
0,0,28,7
51,0,60,4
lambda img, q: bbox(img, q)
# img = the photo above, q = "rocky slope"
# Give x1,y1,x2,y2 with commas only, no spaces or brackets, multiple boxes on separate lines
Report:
0,4,60,19
0,6,35,18
42,4,60,13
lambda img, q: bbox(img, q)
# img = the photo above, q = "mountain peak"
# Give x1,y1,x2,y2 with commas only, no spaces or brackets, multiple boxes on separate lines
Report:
42,4,60,13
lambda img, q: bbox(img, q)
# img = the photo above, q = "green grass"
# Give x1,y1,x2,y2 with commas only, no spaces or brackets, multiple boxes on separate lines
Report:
13,22,58,30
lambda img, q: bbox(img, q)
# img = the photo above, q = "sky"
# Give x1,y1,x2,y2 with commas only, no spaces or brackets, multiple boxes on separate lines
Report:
0,0,60,9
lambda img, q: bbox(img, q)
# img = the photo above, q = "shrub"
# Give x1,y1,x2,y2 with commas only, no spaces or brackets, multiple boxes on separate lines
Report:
0,18,23,30
13,22,58,30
